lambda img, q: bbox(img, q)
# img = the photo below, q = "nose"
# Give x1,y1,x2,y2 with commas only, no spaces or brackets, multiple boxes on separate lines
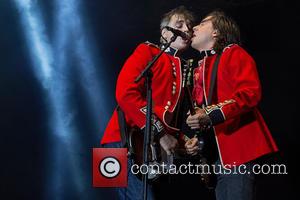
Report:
181,23,189,32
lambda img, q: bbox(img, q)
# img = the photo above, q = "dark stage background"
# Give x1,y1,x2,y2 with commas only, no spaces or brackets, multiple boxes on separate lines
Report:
0,0,299,199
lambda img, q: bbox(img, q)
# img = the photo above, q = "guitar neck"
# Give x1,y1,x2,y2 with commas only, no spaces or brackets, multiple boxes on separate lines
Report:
185,85,196,115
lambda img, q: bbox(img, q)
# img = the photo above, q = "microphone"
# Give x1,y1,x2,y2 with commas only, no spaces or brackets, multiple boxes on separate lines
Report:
164,26,191,40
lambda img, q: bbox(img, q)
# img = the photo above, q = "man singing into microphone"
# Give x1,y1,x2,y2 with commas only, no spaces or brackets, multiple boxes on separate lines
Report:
185,10,278,200
101,6,195,200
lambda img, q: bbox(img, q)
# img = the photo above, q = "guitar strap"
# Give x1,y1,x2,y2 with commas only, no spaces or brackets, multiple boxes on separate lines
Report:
207,53,222,105
197,53,222,189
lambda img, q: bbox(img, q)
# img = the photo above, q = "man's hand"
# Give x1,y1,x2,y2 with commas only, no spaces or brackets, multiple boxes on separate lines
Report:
159,133,178,155
186,107,212,131
185,137,199,156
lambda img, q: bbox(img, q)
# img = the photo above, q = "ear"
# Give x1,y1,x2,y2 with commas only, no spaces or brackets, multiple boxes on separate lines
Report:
212,29,218,38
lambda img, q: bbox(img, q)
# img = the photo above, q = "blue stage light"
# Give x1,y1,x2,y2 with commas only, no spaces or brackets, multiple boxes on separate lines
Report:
54,0,111,133
14,0,111,199
14,0,53,88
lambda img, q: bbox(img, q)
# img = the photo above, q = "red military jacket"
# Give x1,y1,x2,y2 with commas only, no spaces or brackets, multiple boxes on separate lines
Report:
197,44,278,166
101,42,183,144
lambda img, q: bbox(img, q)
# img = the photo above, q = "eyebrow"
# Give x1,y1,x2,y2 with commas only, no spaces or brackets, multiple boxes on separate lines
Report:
175,19,192,29
174,20,185,27
176,19,185,23
200,18,210,24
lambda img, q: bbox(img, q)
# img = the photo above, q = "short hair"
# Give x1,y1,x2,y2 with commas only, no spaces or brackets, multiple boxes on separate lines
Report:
205,10,241,53
160,6,195,44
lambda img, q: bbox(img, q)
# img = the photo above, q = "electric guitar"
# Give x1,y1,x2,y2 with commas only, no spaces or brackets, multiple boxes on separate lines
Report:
127,59,216,187
184,59,215,189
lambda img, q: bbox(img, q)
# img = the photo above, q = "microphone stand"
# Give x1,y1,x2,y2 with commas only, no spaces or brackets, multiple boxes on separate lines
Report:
135,35,177,200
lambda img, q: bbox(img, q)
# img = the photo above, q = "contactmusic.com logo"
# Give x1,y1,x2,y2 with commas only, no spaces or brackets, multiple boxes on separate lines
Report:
93,148,128,187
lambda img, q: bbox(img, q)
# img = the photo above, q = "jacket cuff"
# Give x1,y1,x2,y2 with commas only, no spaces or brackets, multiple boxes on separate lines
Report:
141,115,165,139
204,106,225,126
152,116,164,133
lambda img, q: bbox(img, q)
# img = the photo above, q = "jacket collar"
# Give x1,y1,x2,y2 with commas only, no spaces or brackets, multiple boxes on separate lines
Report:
199,49,216,59
161,45,179,57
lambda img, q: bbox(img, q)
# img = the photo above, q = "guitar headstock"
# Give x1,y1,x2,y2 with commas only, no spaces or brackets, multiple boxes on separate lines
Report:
186,59,194,87
182,58,194,88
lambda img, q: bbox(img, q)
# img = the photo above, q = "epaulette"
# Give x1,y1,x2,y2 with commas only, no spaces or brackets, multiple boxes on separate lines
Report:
222,43,236,52
144,41,160,49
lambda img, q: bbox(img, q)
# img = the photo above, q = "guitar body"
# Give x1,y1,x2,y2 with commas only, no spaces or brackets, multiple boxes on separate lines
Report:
128,127,171,182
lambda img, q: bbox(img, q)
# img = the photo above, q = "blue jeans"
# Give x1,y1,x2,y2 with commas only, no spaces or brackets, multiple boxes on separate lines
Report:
214,159,256,200
103,142,155,200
